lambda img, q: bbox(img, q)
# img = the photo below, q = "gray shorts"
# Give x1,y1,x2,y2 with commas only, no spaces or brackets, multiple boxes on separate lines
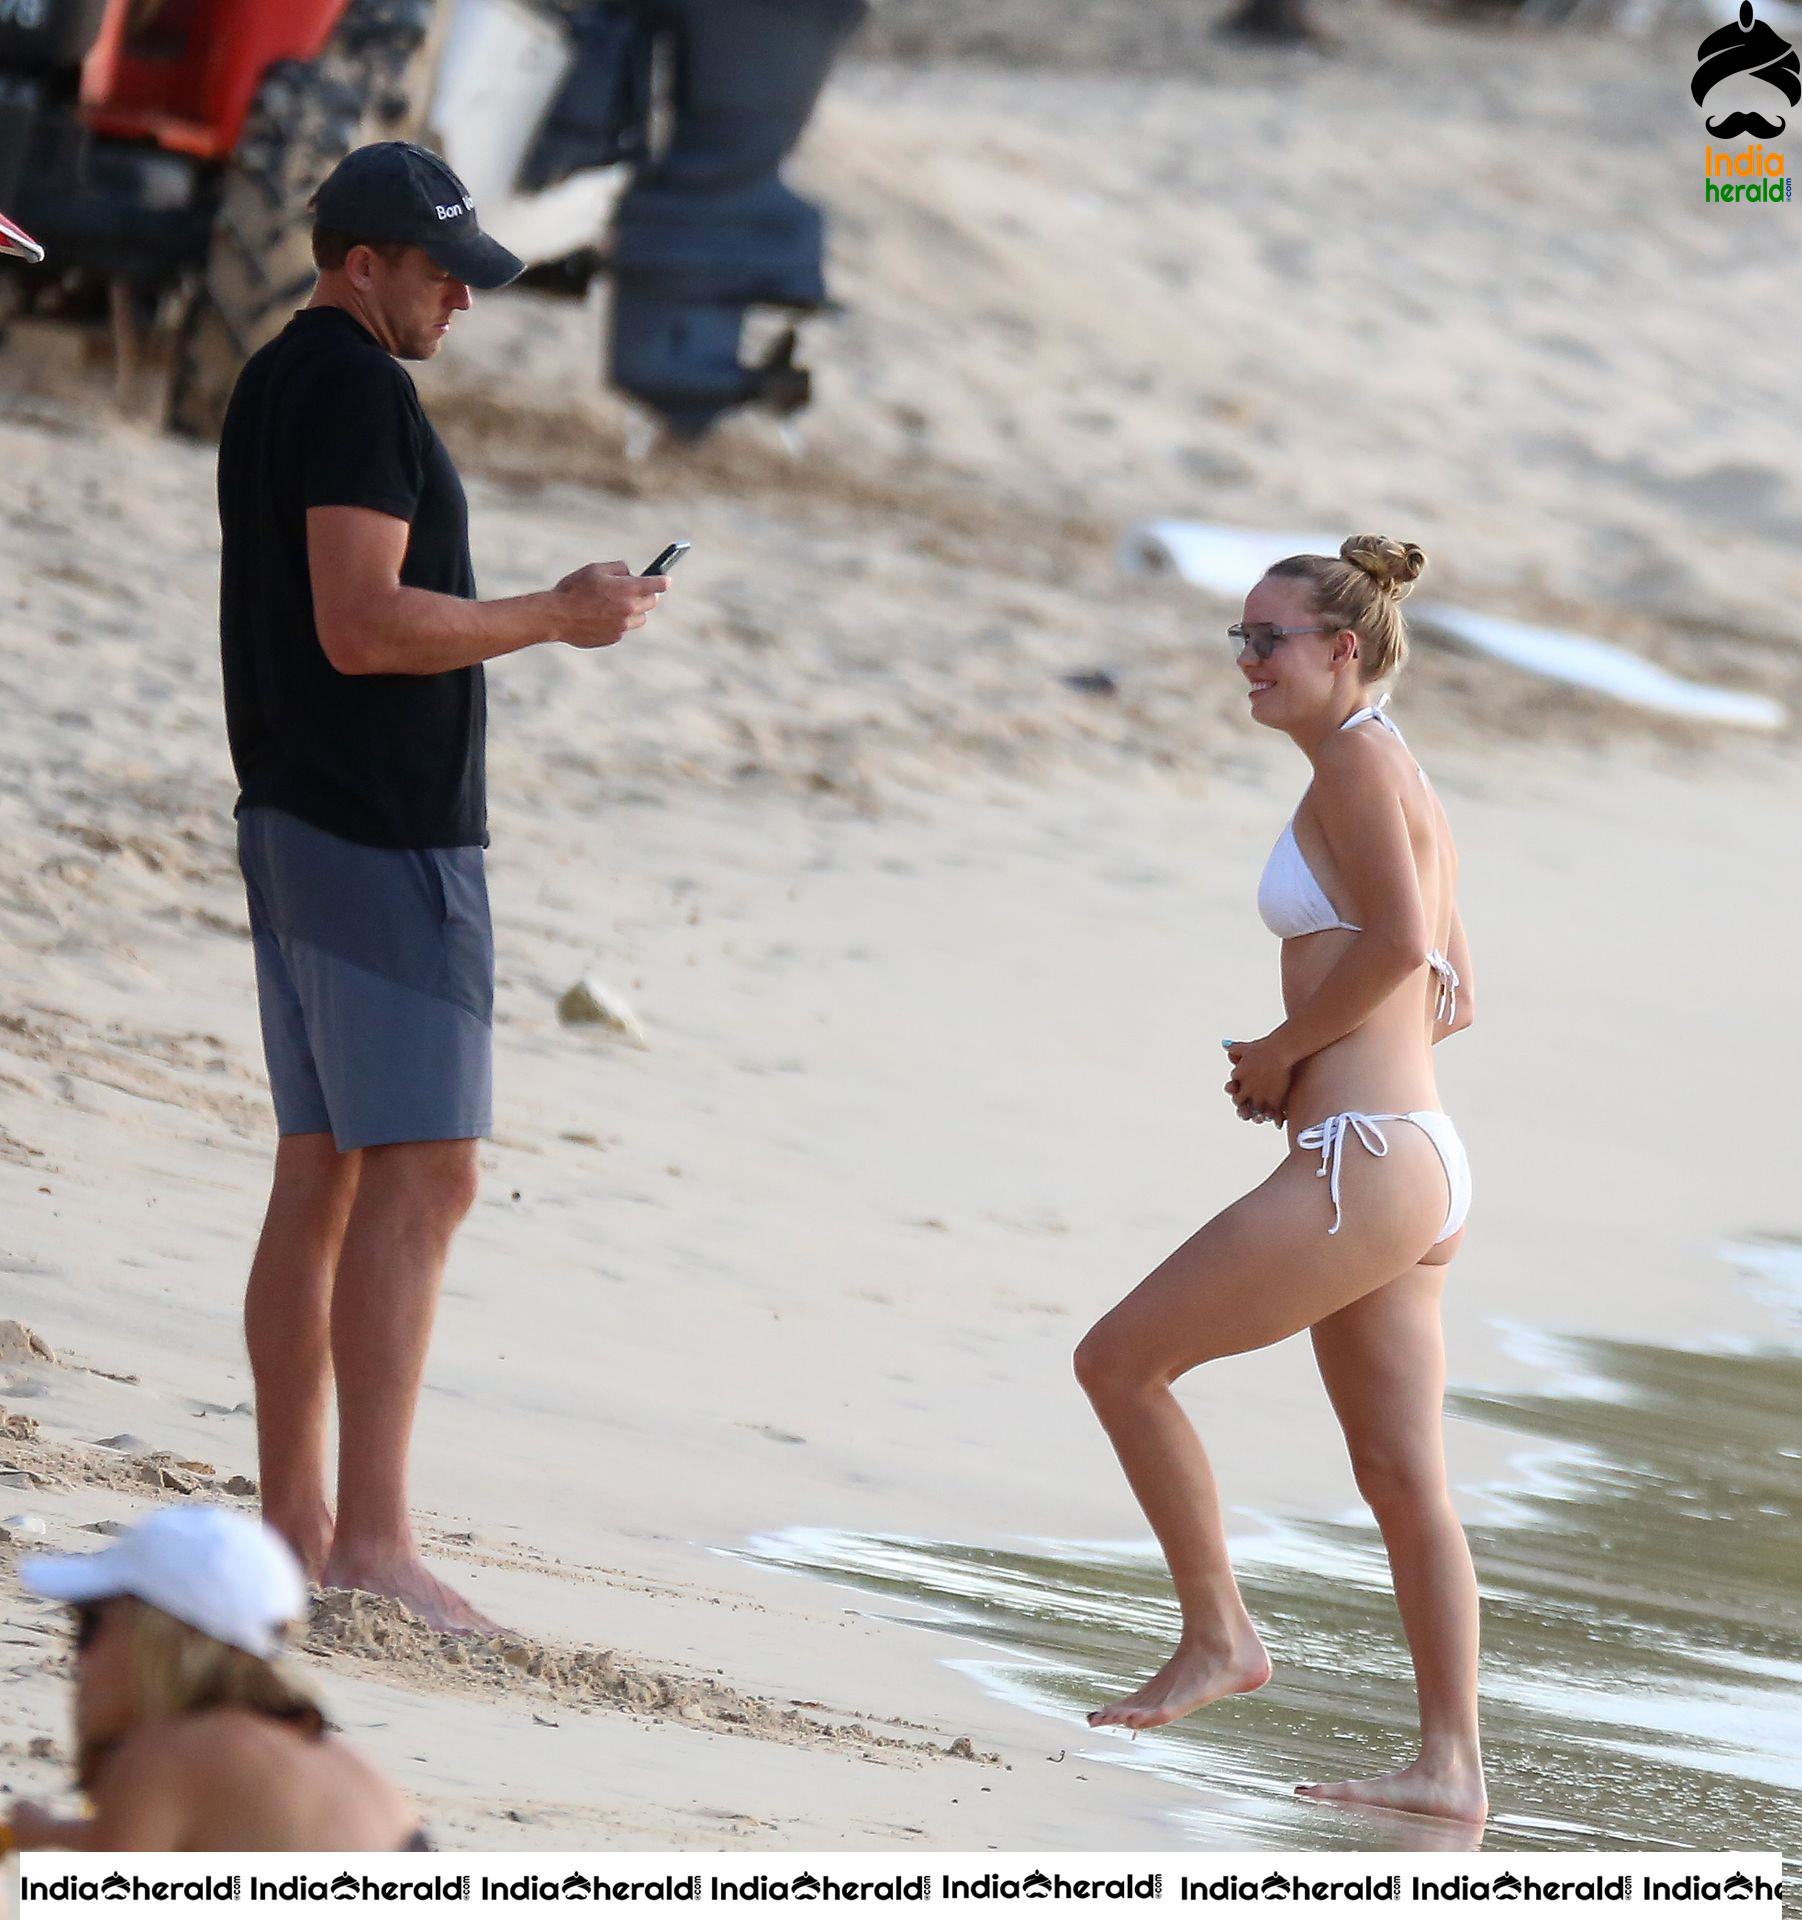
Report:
238,807,493,1151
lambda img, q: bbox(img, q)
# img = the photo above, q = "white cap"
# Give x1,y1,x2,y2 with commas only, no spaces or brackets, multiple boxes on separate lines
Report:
22,1507,307,1659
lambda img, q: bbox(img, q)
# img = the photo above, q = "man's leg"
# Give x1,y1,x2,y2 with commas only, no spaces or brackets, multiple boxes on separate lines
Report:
244,1132,360,1579
239,811,357,1578
250,814,497,1629
320,1136,496,1632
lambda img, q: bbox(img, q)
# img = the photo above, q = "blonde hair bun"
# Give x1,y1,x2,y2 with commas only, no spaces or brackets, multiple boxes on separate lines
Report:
1339,534,1426,602
1263,535,1425,682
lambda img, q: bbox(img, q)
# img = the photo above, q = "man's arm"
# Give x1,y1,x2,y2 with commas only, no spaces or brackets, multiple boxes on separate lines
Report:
307,506,666,676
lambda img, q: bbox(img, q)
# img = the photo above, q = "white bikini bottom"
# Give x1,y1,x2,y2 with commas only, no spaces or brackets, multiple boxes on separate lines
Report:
1293,1109,1472,1245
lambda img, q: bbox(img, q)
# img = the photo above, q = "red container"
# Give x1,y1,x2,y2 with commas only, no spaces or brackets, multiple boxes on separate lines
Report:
81,0,350,159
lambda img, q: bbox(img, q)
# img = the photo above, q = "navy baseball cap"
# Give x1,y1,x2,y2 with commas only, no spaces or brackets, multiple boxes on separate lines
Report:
312,142,524,291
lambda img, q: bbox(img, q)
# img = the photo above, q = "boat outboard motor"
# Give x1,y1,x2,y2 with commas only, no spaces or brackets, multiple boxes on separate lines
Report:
606,0,866,438
519,5,655,191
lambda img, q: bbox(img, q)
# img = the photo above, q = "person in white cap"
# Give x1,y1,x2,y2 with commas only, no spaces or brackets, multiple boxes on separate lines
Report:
4,1507,428,1851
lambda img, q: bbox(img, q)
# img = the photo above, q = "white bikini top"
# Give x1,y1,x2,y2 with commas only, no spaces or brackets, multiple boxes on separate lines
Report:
1257,698,1460,1021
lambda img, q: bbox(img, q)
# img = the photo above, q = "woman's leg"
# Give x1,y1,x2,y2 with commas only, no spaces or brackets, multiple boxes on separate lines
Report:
1075,1133,1449,1731
1300,1259,1487,1821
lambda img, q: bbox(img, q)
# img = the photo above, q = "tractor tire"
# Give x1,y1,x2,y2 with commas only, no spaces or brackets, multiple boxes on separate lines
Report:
165,0,436,440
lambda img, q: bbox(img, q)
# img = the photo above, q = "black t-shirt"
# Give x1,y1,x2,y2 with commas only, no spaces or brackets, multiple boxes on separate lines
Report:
218,306,486,849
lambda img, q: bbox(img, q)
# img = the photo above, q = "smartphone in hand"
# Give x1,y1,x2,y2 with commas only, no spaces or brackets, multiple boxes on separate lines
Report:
642,542,692,577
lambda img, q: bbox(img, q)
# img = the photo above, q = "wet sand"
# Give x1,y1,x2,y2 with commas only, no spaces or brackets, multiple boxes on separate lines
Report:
748,1240,1802,1858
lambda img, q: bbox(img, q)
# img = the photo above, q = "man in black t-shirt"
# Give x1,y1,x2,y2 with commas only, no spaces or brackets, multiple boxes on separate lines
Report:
219,143,667,1632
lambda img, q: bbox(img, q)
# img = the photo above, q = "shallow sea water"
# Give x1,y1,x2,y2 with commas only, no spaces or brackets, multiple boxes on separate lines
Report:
743,1238,1802,1860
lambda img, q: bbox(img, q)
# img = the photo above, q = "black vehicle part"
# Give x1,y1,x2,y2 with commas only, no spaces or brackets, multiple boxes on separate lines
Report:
0,0,110,71
518,3,653,192
514,242,605,298
0,74,209,286
1219,0,1318,43
606,0,865,438
166,0,435,438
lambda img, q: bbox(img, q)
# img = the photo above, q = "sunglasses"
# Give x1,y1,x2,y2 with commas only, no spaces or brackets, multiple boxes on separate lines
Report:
1226,623,1336,662
73,1602,110,1655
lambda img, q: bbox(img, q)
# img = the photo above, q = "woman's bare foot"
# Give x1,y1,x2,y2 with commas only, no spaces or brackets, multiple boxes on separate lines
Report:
1297,1755,1487,1824
320,1550,505,1635
1087,1625,1273,1731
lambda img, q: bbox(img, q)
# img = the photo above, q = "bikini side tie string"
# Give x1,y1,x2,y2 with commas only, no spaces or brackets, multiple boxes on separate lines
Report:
1294,1111,1393,1236
1428,948,1460,1025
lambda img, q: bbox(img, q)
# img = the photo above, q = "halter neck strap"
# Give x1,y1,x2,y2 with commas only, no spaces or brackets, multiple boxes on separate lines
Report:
1339,694,1398,735
1340,694,1427,785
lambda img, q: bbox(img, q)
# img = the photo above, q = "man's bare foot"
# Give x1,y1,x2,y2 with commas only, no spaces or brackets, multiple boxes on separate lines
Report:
320,1549,505,1635
1087,1626,1272,1731
1297,1756,1487,1824
264,1501,334,1585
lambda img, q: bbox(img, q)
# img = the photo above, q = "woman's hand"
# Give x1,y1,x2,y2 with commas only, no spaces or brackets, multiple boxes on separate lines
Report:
1225,1032,1296,1125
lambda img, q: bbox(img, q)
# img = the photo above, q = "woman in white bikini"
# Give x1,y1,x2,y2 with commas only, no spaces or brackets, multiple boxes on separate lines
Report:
1074,535,1485,1824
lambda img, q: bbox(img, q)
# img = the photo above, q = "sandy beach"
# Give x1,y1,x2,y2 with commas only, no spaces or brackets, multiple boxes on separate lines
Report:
2,0,1798,1855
